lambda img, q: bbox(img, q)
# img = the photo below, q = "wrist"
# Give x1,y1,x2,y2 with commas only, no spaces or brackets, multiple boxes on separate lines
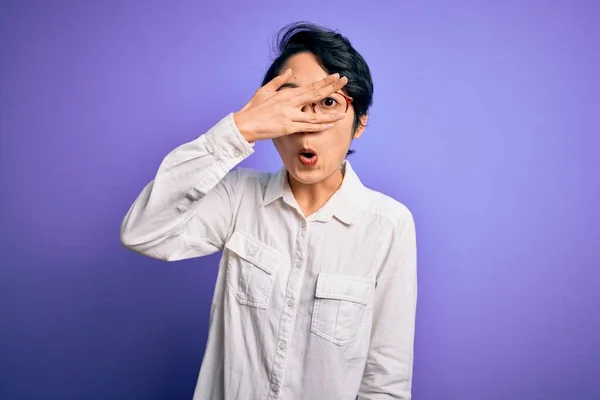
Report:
232,111,255,144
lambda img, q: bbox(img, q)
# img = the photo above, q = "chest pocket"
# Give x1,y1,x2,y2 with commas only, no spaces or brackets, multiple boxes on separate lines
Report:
311,273,374,346
224,231,282,309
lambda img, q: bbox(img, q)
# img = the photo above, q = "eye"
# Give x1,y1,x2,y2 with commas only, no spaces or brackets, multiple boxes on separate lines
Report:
320,97,339,108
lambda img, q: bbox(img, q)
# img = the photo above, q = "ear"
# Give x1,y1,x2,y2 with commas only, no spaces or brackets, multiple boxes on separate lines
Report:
353,114,368,139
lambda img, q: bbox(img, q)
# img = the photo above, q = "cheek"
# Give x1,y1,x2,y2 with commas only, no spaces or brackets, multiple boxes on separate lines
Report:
344,114,356,136
272,137,283,149
273,137,293,155
332,122,354,146
335,114,354,135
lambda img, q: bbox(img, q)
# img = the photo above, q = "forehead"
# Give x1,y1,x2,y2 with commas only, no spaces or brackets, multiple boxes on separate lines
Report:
280,52,328,86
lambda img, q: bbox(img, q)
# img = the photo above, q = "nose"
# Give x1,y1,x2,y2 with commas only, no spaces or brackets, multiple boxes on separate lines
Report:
300,104,315,113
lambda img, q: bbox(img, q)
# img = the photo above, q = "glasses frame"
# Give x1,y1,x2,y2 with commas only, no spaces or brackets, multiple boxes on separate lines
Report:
310,91,354,114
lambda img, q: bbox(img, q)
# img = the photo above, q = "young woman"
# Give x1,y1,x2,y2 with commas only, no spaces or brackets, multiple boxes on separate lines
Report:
121,22,417,400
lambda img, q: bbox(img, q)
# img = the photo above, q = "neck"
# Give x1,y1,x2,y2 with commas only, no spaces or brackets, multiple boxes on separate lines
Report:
288,166,344,217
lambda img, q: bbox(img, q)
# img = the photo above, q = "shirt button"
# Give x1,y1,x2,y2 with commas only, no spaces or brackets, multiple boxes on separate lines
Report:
286,299,294,307
233,149,241,158
279,342,286,351
295,262,302,269
301,221,306,228
271,384,279,393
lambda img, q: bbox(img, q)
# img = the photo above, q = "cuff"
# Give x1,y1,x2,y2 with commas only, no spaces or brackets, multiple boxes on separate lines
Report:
205,113,255,165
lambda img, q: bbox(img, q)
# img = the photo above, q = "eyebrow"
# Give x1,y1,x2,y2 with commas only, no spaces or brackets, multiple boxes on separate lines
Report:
277,82,298,91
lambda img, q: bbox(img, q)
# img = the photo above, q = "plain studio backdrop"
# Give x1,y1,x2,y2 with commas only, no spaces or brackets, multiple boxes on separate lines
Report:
1,1,598,399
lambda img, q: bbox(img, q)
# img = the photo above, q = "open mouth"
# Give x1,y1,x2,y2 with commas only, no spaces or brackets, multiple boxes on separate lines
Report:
298,149,318,166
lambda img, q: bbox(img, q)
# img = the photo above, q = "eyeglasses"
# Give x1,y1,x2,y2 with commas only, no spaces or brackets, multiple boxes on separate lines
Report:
309,91,354,114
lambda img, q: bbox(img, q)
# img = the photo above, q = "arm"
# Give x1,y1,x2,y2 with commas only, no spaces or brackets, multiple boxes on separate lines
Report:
119,113,254,261
358,208,418,399
120,71,349,261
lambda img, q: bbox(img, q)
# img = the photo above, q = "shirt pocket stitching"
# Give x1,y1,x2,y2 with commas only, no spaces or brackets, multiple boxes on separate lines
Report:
224,231,281,309
311,273,374,346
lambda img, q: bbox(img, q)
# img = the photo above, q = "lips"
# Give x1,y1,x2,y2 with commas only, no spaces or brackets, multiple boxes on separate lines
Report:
298,147,318,166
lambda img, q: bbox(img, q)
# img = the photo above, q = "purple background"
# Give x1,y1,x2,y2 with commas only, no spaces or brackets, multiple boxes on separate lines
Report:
1,1,599,399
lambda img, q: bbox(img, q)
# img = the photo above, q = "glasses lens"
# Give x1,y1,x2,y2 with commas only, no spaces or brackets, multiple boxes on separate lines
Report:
314,93,347,114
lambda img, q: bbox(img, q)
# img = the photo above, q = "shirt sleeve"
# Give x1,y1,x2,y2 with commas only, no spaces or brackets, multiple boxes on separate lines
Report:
119,112,254,261
358,208,418,399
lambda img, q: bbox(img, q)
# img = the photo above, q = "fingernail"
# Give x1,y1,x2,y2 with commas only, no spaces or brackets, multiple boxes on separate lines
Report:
325,123,335,129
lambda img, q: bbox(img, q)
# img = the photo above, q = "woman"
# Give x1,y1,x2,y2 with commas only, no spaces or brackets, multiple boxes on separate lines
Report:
120,21,417,400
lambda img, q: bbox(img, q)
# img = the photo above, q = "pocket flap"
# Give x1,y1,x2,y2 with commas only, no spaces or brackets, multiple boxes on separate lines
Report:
315,273,374,305
224,231,281,275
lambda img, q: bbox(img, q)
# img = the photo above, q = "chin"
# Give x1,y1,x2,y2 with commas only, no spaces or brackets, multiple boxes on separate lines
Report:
287,165,325,185
284,156,340,186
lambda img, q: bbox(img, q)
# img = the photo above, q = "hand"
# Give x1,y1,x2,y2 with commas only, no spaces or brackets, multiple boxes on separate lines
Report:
233,68,348,143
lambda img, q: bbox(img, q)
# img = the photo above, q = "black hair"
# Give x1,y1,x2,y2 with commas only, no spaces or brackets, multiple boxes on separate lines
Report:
261,22,374,156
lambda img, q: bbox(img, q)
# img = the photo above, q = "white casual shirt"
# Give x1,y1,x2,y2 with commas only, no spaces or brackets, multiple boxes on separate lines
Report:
120,113,418,400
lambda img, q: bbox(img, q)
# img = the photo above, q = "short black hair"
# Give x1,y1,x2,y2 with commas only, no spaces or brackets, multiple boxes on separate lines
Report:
261,22,374,156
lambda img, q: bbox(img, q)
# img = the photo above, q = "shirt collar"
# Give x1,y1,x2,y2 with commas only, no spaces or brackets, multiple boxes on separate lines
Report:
262,160,365,225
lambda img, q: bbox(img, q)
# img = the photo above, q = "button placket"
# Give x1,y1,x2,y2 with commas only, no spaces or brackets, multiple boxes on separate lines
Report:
266,218,309,399
295,221,306,269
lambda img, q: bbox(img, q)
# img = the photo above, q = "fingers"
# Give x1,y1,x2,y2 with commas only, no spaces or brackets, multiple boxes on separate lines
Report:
304,72,342,92
262,68,293,92
291,75,348,106
290,109,346,124
283,110,345,135
289,122,336,134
